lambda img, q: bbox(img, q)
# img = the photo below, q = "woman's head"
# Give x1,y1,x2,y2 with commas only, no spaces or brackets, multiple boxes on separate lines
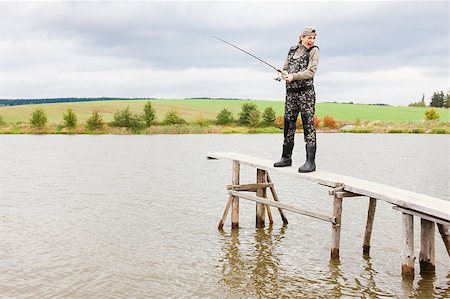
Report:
299,26,316,49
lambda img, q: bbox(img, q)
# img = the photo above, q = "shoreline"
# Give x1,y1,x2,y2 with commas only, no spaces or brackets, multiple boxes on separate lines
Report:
0,122,448,135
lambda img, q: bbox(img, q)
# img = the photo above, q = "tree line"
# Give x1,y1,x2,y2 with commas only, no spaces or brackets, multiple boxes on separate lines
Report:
409,91,450,108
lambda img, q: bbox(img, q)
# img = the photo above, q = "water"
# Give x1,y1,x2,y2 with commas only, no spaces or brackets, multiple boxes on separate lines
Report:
0,134,448,298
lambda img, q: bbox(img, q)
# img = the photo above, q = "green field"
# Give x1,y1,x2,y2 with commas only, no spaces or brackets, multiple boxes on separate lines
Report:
0,99,449,124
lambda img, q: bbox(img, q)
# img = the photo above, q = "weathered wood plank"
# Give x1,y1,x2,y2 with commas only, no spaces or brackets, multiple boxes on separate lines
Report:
229,190,335,224
266,172,288,225
363,198,377,255
231,160,240,229
226,183,273,192
207,152,449,221
402,213,415,277
419,219,435,273
392,206,450,226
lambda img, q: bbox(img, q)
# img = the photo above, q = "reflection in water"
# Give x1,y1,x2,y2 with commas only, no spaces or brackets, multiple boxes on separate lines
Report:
219,225,287,298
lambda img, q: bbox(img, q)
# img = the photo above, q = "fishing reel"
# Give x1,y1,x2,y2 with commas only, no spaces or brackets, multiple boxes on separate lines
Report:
274,74,282,81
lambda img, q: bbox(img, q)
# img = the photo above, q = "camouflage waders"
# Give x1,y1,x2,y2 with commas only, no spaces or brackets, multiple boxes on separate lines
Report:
283,45,317,147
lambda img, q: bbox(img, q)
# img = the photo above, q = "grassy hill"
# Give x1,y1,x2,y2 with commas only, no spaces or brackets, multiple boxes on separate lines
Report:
0,99,448,124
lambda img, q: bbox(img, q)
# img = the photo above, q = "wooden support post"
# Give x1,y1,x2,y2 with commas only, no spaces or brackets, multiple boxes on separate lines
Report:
419,219,435,273
265,172,288,225
363,197,377,256
218,195,233,230
266,205,274,224
402,213,415,277
437,224,450,257
330,195,343,260
263,170,273,224
231,161,240,229
255,169,266,228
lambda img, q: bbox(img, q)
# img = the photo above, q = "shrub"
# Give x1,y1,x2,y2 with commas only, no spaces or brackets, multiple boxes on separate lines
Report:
111,106,144,130
142,101,156,126
162,109,186,125
29,108,47,128
314,115,321,127
0,115,5,126
323,115,336,128
63,108,78,129
274,115,302,129
424,108,439,121
262,107,276,125
274,115,284,129
216,108,234,125
248,110,261,127
238,103,259,125
195,114,209,127
86,111,104,130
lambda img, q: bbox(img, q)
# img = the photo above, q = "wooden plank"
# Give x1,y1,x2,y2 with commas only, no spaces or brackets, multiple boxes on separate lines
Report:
331,195,343,260
392,206,450,226
231,160,240,229
207,152,342,188
256,169,266,228
419,219,435,273
229,190,335,224
266,172,288,225
363,198,377,255
402,213,415,277
226,183,273,192
207,152,449,221
437,224,450,257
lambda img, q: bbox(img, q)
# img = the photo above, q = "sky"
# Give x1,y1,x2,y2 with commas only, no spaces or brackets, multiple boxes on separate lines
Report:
0,1,448,105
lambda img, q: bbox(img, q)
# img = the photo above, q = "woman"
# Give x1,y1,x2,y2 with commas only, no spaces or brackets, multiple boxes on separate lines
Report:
274,26,320,173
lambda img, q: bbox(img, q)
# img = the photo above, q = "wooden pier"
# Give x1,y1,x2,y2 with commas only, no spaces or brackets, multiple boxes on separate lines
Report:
207,152,450,277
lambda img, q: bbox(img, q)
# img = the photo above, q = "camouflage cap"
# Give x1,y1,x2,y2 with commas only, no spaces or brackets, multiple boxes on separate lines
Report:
301,26,316,37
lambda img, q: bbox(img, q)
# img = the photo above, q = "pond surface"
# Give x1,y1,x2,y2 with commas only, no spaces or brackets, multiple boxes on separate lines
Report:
0,133,448,298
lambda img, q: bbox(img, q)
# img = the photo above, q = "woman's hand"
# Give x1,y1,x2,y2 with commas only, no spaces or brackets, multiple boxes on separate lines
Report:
282,71,294,83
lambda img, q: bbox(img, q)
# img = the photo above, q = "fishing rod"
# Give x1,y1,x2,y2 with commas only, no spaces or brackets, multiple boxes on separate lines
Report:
211,35,285,81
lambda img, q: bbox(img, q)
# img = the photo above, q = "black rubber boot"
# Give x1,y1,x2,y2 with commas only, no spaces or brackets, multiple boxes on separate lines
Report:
298,144,316,173
274,143,294,167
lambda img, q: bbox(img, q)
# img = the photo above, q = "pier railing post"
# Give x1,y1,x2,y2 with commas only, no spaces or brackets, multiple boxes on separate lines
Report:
331,194,343,260
402,213,415,277
255,168,266,228
363,197,377,256
231,161,240,229
419,219,435,273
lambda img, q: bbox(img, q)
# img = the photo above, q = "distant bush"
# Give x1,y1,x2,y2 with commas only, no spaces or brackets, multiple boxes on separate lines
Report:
274,115,302,130
274,115,284,128
323,115,336,128
195,114,209,127
248,110,261,127
238,103,259,125
314,115,321,127
63,108,77,129
86,111,104,130
162,109,186,125
111,106,144,130
424,108,439,121
29,108,47,128
0,115,5,126
216,108,234,125
262,107,276,125
142,101,156,126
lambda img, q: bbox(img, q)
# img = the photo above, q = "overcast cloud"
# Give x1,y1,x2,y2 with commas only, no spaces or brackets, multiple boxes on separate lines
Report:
0,1,448,105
